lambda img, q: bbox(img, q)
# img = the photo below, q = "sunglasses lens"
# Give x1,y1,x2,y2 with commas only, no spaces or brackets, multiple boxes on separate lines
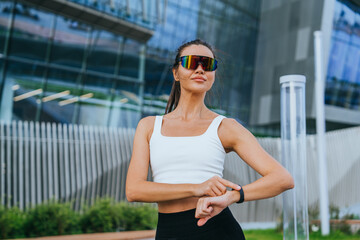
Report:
180,56,217,71
203,57,216,71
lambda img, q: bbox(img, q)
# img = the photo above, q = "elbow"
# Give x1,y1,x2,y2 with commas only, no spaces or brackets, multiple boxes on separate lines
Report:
126,192,135,202
125,185,137,202
274,170,294,192
281,172,295,191
286,177,295,190
126,180,150,202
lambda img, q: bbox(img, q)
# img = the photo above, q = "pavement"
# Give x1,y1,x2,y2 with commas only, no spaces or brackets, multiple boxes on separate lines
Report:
12,230,156,240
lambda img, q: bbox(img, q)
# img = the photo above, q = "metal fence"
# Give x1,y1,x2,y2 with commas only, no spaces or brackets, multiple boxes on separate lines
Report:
0,121,135,211
1,120,359,222
226,126,360,223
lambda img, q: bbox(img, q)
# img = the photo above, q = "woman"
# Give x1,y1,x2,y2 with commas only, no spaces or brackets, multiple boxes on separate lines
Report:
126,39,294,240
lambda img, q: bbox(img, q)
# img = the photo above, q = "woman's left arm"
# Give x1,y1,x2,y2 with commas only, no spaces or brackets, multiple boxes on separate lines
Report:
221,118,294,201
195,118,294,226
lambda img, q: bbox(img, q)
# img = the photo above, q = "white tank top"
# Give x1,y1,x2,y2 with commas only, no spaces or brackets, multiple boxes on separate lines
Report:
149,115,227,184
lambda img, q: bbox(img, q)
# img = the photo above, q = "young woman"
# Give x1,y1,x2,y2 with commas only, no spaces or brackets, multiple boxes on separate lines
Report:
126,39,294,240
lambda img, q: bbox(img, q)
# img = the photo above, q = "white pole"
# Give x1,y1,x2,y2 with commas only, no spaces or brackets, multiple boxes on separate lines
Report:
314,30,330,235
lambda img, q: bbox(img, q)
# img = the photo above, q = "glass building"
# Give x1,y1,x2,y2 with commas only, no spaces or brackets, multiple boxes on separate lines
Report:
326,0,360,110
248,0,360,135
0,0,261,129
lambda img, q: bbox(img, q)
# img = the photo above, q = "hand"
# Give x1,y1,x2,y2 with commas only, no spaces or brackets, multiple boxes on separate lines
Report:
195,176,240,197
195,190,237,226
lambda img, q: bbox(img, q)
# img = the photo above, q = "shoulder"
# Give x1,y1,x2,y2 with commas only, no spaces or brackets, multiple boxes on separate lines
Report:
219,117,246,132
136,116,157,141
137,116,156,127
219,117,254,149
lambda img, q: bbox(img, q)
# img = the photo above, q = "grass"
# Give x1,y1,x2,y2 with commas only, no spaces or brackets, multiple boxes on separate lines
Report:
243,229,360,240
244,229,283,240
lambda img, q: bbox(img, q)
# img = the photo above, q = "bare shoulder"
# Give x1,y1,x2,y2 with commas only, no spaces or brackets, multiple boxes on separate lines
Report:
219,117,254,151
136,116,156,141
138,116,156,128
219,117,248,134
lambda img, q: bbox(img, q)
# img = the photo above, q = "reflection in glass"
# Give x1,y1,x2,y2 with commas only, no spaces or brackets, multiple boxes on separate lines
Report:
50,15,90,68
86,31,122,74
109,81,141,128
77,75,114,126
0,1,15,54
8,3,53,61
40,69,80,123
7,61,46,121
326,0,360,109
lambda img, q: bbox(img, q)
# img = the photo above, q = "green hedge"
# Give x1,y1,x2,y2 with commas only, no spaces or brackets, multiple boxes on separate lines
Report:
0,205,26,239
24,200,81,237
0,198,157,239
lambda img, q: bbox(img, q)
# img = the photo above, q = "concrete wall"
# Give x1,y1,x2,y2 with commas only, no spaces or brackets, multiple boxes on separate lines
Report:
250,0,337,127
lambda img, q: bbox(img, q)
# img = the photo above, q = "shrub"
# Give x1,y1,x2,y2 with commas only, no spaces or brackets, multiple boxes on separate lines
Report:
80,198,118,233
0,205,26,239
0,198,158,238
23,200,80,237
80,198,157,233
342,213,360,220
116,202,157,231
329,204,340,219
308,205,319,222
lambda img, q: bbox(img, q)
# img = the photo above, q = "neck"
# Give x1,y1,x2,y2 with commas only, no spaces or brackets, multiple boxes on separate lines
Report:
172,92,208,120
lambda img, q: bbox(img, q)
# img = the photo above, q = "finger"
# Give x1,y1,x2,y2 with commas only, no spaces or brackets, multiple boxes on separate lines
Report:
195,199,207,218
219,178,240,190
197,216,211,227
196,203,213,223
195,200,212,218
195,203,203,218
196,207,210,218
208,189,217,197
212,186,222,196
197,211,211,218
215,182,227,194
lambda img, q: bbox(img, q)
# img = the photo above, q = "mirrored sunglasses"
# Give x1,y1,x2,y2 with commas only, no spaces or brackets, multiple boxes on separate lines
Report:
178,55,218,71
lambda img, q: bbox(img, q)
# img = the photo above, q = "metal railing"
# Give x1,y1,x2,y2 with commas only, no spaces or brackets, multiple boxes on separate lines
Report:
226,126,360,222
0,121,135,211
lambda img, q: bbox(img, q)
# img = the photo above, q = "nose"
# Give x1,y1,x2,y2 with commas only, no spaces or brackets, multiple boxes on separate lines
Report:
195,63,205,73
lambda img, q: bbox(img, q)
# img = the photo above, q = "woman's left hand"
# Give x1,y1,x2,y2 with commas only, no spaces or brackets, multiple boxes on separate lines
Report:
195,190,238,226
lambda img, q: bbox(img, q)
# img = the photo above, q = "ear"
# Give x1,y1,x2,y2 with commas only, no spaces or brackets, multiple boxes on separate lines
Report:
172,68,179,82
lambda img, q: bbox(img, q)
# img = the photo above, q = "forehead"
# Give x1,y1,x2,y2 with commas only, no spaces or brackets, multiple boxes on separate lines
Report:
181,44,214,58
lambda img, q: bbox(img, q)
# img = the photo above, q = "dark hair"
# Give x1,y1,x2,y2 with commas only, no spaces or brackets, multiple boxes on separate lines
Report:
164,39,216,114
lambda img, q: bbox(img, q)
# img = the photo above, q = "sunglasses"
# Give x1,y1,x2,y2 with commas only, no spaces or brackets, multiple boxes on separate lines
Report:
178,55,218,71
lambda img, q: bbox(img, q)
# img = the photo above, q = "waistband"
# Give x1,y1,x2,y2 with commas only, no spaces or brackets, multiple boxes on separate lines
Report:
158,208,197,223
156,207,238,238
157,207,232,226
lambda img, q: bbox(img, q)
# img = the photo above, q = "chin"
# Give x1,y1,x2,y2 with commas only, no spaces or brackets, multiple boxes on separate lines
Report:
188,87,211,94
187,83,213,92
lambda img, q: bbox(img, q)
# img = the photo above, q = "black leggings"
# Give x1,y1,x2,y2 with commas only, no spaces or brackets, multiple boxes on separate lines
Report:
155,207,246,240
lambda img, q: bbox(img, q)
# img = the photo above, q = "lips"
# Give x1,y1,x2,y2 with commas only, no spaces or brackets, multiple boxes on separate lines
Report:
191,76,206,81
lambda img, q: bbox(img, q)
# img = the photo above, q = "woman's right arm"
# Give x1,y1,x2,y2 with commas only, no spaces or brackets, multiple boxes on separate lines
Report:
125,116,240,203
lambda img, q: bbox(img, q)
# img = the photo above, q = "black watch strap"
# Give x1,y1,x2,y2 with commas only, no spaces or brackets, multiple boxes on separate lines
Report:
236,185,244,204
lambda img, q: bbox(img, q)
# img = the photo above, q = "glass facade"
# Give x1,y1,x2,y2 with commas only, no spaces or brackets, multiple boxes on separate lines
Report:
145,0,261,122
326,0,360,110
68,0,158,29
0,0,261,128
